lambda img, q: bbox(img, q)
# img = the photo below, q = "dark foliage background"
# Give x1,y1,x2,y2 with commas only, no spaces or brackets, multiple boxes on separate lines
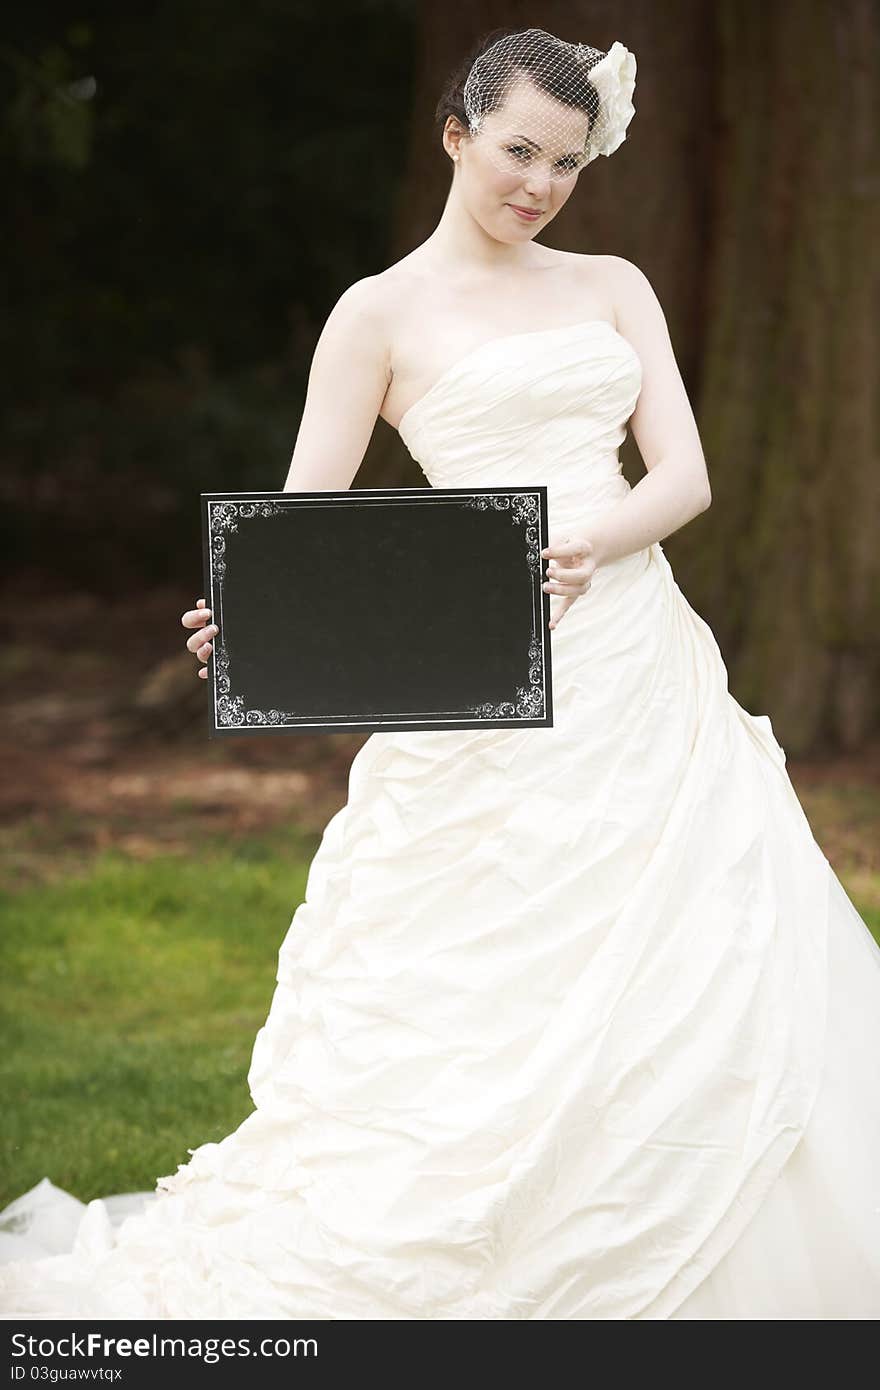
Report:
2,1,416,585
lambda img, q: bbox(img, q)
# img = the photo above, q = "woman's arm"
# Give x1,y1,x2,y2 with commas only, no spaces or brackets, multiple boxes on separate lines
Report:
283,277,391,491
585,256,712,569
182,280,390,677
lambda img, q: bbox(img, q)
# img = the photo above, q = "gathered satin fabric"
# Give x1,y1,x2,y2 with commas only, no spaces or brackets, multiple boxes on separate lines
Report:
2,319,879,1319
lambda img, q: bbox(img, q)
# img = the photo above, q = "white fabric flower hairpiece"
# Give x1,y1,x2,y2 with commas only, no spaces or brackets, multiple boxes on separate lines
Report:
578,40,637,161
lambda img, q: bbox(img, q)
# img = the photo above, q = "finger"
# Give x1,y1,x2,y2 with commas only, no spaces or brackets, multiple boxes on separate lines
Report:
547,562,591,583
542,539,592,560
543,579,584,594
186,624,218,653
550,596,577,629
198,666,207,679
182,606,213,630
553,543,592,563
195,640,213,663
550,583,589,627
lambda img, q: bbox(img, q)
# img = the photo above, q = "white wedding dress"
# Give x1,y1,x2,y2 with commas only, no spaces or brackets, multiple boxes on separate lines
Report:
3,318,880,1320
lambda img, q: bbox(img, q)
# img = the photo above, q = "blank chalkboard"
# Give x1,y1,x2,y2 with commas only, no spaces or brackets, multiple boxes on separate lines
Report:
200,487,554,736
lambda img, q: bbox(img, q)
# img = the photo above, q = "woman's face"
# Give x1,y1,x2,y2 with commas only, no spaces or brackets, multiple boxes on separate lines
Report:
450,77,590,242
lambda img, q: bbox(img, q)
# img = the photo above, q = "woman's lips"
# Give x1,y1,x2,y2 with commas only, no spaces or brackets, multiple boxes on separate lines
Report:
508,204,543,221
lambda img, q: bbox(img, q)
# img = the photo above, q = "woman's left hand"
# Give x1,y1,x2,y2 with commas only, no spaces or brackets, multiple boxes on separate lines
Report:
541,534,598,629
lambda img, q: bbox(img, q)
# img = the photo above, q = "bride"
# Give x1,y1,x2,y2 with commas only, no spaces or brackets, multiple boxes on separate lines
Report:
3,26,880,1321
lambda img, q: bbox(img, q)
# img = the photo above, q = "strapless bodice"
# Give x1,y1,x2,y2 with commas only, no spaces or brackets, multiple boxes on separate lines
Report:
397,319,643,527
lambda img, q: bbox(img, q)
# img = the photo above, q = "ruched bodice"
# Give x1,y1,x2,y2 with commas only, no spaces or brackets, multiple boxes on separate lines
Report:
398,318,641,526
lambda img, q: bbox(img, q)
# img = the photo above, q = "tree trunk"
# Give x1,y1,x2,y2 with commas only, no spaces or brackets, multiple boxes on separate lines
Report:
678,0,880,753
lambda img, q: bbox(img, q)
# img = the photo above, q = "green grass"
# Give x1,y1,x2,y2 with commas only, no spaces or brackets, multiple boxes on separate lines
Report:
0,823,319,1205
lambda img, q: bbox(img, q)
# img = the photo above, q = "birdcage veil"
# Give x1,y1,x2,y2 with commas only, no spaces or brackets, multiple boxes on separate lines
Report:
461,27,636,179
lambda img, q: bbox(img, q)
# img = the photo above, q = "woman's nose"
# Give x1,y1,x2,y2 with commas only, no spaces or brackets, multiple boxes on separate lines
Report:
522,169,551,198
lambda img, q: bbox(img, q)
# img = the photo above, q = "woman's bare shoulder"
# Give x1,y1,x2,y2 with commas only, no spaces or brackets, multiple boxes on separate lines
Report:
369,251,438,320
551,251,662,333
600,254,659,316
323,272,392,335
323,254,430,351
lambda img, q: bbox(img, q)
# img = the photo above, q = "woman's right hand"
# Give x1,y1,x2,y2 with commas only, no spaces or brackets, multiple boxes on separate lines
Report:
181,598,218,679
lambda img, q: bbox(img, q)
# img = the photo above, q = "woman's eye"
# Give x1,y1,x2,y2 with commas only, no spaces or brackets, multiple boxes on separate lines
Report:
504,144,578,173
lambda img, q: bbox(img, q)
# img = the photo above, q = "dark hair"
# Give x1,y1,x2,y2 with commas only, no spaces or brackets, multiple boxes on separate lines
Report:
433,26,598,140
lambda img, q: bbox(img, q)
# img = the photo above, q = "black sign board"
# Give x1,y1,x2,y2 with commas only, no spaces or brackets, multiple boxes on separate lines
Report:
200,487,554,736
